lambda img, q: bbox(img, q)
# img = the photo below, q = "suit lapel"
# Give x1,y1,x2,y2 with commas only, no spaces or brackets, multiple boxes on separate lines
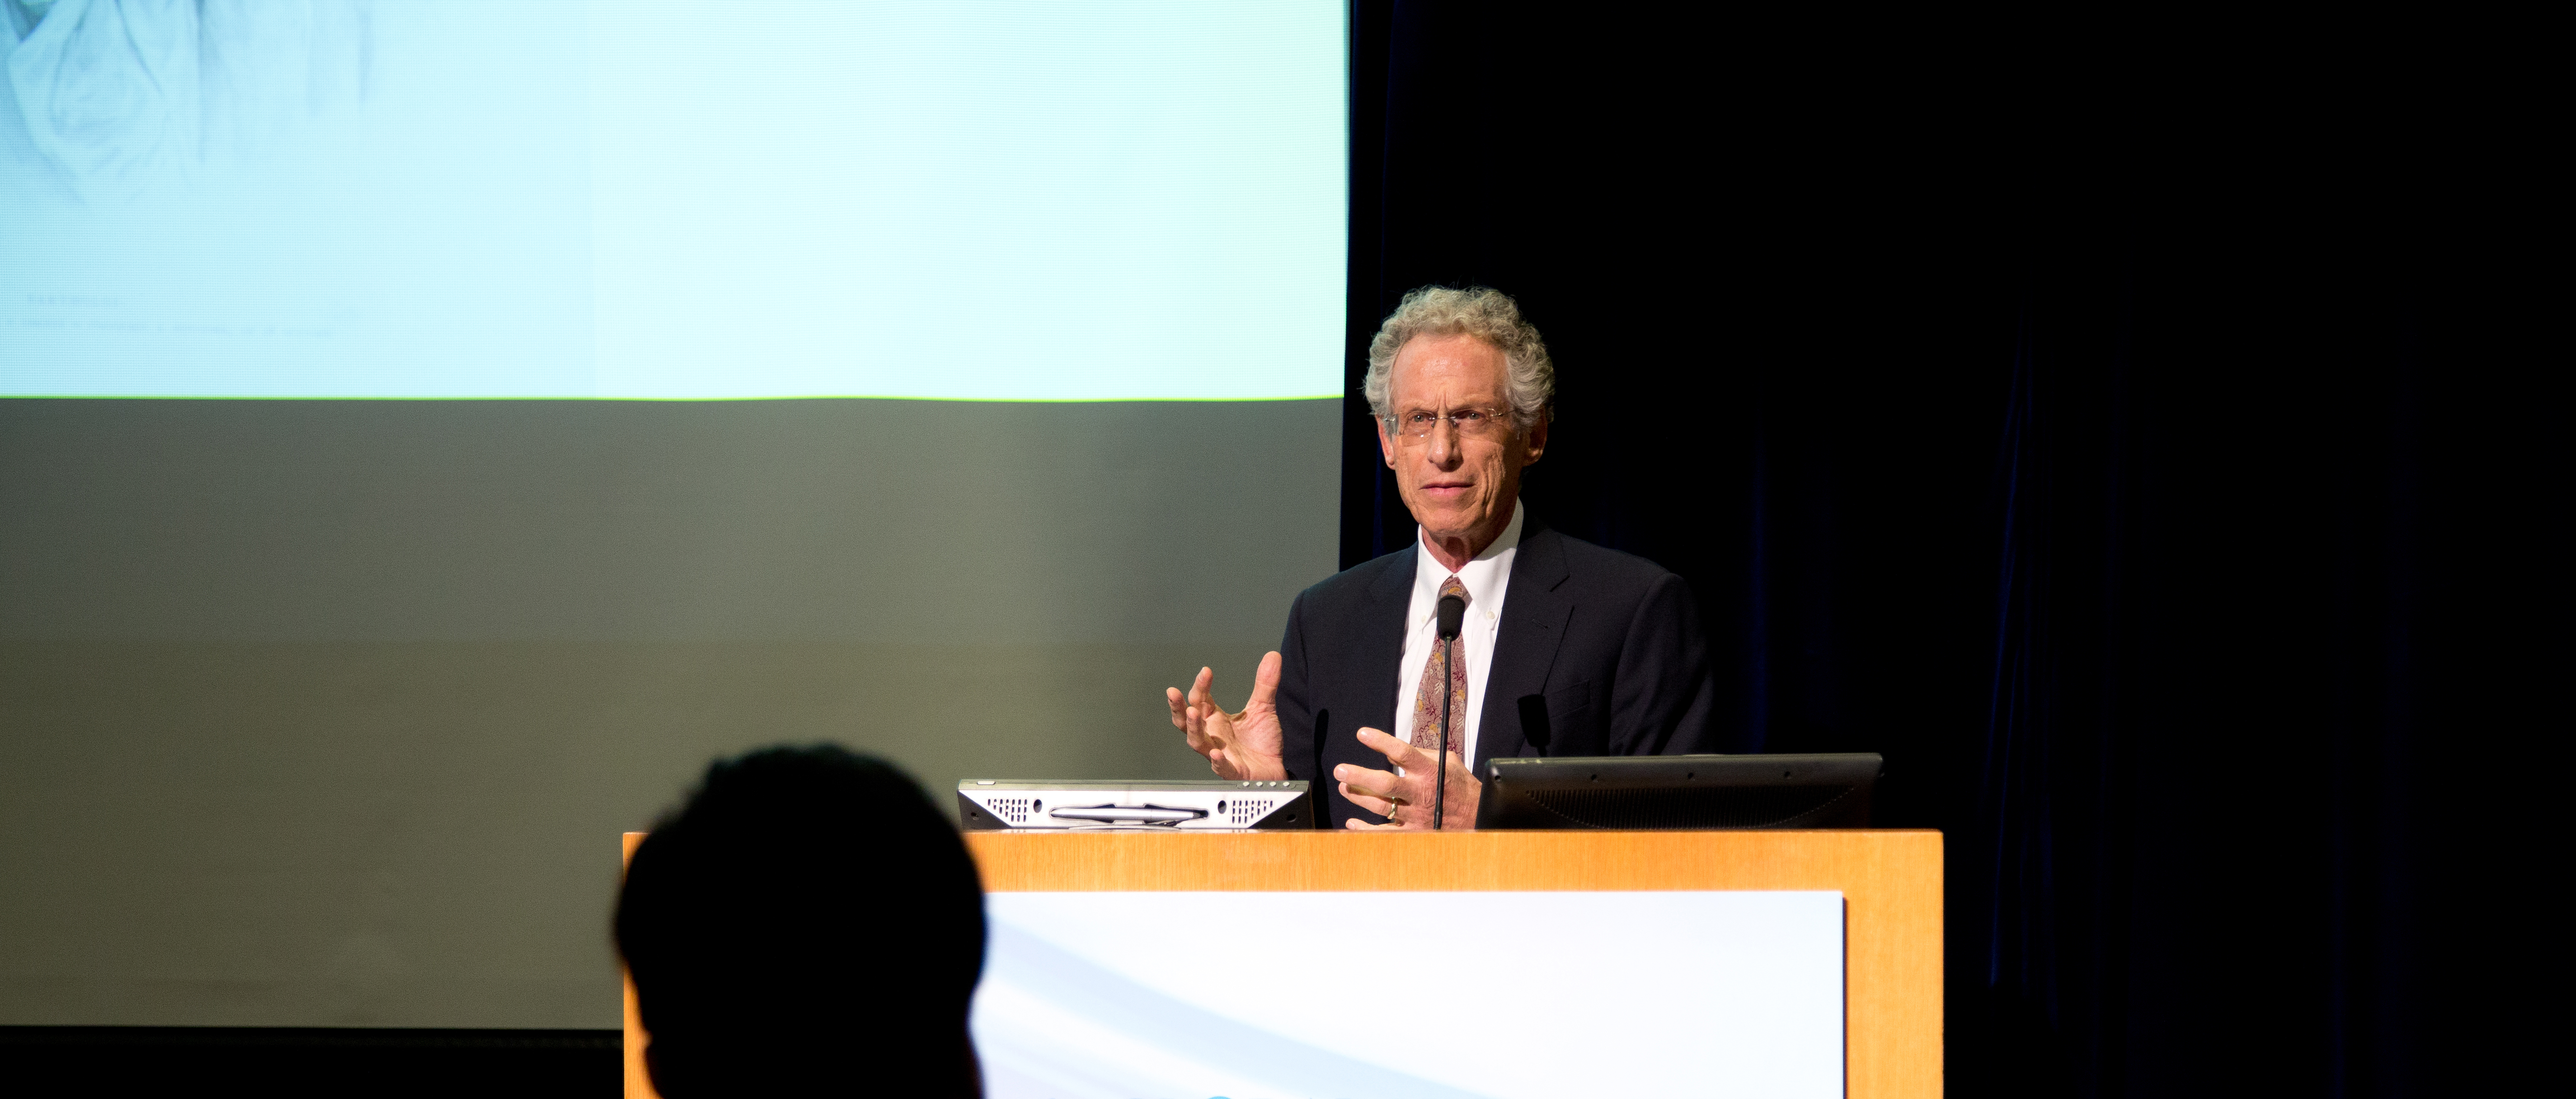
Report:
1477,522,1573,770
1354,543,1416,737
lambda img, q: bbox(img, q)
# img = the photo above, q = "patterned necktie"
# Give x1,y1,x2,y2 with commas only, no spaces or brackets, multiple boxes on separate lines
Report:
1409,575,1471,761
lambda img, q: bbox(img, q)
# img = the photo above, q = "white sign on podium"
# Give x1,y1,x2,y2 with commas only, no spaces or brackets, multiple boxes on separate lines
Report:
971,891,1845,1099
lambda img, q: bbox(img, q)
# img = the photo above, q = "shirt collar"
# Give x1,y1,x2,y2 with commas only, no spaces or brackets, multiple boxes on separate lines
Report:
1414,499,1523,617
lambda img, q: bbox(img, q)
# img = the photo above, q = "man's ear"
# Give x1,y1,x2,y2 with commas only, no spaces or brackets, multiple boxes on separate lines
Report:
1376,415,1396,468
1521,410,1550,465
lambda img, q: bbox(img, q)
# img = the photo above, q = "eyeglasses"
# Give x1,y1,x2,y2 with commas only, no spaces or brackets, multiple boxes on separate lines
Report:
1384,407,1516,443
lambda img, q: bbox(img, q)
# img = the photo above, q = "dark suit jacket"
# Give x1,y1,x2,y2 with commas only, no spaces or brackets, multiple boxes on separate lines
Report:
1274,518,1720,826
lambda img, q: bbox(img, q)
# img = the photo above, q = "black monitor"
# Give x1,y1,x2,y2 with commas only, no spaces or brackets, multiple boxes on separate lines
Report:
1474,753,1883,830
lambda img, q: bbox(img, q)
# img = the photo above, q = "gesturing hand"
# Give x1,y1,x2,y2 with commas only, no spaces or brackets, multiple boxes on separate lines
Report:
1334,728,1480,830
1166,652,1288,781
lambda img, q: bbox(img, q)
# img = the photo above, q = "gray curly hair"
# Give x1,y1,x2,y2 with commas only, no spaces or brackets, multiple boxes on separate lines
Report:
1363,286,1555,428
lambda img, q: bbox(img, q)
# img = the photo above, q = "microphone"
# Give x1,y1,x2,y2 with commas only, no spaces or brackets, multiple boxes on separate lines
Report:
1433,592,1465,830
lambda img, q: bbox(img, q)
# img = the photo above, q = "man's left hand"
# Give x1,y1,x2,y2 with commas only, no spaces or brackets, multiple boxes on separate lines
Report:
1335,728,1480,830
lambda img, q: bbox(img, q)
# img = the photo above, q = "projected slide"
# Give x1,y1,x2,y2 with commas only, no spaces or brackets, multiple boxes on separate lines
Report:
0,1,1345,399
972,892,1847,1099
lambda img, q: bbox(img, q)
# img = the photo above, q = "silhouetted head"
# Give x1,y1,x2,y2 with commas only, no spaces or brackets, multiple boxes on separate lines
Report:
616,745,985,1097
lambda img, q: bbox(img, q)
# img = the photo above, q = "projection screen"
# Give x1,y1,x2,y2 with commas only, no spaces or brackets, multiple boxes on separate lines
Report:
0,0,1345,1029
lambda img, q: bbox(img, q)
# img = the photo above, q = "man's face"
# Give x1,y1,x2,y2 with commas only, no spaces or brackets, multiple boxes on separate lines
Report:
1375,333,1547,547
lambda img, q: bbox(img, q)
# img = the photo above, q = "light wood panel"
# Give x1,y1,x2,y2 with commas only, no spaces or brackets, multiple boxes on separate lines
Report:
624,829,1942,1098
620,832,655,1099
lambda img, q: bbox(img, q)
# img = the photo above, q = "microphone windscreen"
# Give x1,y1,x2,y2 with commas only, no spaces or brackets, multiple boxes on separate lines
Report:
1436,593,1466,640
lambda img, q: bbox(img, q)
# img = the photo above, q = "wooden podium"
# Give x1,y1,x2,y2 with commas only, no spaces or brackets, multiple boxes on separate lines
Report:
624,829,1942,1098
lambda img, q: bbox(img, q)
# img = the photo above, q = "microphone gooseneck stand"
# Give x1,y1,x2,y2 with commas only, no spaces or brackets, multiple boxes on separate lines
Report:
1433,592,1466,831
1312,709,1331,829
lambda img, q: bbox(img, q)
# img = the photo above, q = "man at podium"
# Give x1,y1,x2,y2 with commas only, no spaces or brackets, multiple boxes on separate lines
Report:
1168,286,1720,829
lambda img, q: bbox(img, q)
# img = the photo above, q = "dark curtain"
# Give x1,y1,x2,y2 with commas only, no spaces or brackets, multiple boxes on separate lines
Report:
1345,4,2552,1094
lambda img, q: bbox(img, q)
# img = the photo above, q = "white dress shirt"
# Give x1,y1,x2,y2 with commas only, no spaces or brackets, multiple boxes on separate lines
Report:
1388,501,1524,774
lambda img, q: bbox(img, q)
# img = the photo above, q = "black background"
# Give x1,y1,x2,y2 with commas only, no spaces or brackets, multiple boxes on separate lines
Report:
1343,5,2554,1097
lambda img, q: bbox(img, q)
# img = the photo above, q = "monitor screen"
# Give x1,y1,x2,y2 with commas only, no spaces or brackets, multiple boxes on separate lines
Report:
1,0,1345,400
0,0,1347,1031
